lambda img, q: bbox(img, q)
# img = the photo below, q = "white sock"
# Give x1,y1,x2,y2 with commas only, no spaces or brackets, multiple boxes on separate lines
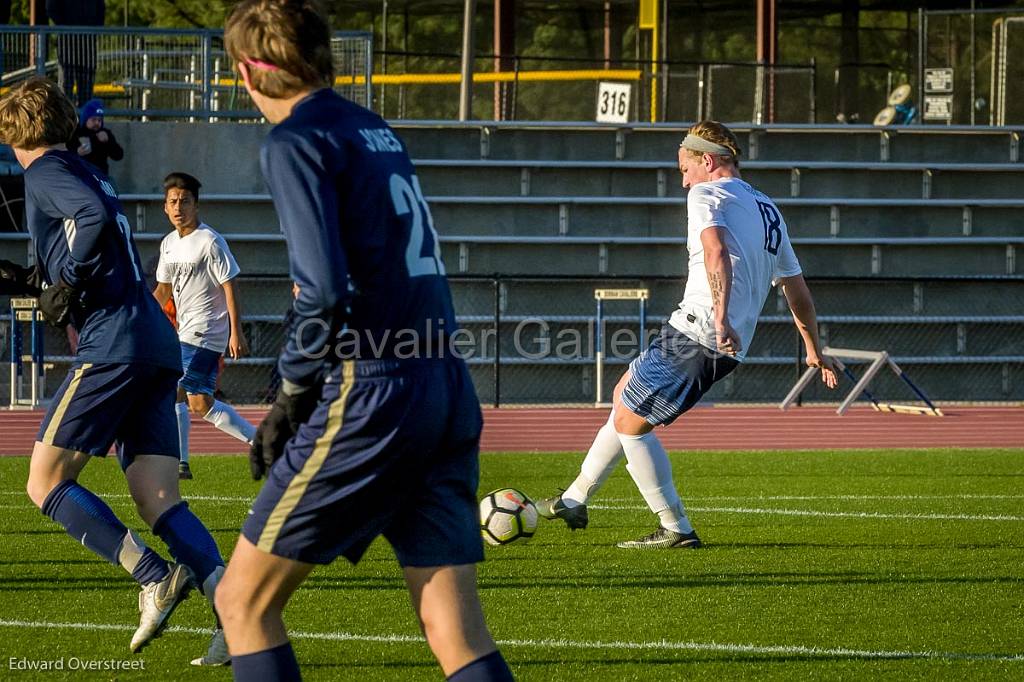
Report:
203,400,257,444
175,402,191,464
562,412,623,507
202,564,225,626
617,431,694,534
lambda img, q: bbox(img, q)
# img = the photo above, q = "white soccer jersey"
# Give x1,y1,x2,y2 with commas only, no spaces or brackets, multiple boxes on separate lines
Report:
668,177,802,361
156,223,241,352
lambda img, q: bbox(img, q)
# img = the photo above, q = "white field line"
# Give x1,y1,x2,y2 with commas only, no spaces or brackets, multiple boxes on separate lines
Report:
2,492,1023,522
592,504,1024,522
0,491,253,503
5,502,1017,522
0,619,1020,663
4,501,1020,524
601,495,1024,502
5,492,1024,504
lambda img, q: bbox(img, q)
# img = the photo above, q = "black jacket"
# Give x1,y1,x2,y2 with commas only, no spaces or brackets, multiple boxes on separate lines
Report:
67,126,123,175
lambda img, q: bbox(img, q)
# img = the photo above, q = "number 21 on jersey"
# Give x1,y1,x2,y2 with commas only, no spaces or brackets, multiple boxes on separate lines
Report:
390,173,446,278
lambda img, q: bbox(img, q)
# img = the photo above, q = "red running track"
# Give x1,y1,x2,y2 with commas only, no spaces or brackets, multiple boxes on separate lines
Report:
0,405,1019,455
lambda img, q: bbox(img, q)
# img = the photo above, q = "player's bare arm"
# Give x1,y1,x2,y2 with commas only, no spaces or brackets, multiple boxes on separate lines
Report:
779,274,839,388
152,281,172,306
221,278,249,359
701,226,741,355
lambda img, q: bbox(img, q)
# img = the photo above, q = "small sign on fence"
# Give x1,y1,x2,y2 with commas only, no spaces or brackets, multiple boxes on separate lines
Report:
923,95,954,122
596,82,631,124
924,68,954,94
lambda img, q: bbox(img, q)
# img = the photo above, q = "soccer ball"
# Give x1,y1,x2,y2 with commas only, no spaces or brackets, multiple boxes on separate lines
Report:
479,488,538,546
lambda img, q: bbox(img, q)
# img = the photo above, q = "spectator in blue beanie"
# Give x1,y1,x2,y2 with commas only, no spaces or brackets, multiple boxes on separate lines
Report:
68,99,124,175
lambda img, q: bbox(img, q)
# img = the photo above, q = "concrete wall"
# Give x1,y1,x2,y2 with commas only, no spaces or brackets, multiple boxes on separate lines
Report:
106,121,271,194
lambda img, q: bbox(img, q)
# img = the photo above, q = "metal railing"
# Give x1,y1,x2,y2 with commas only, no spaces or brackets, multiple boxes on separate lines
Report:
372,51,816,124
0,25,372,119
7,273,1019,407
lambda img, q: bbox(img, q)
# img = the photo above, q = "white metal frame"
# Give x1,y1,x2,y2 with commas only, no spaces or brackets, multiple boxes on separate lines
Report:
780,346,943,416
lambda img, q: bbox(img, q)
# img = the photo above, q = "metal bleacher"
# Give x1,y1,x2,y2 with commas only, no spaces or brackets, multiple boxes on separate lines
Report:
4,121,1022,404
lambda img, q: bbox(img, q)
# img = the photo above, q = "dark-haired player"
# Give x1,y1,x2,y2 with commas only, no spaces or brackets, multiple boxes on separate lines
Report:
152,171,255,480
215,2,513,681
0,76,228,666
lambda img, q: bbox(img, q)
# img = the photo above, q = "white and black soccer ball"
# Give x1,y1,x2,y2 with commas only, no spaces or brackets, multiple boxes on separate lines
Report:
479,488,538,546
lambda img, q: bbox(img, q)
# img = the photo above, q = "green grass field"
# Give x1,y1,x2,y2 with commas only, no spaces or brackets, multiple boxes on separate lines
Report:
1,449,1022,681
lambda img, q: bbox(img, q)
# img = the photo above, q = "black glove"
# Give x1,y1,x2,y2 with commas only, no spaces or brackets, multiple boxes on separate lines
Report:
0,260,42,296
37,280,79,328
249,384,321,480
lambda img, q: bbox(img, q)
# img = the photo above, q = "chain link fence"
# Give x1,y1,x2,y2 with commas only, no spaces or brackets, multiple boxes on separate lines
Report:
8,274,1019,408
373,52,817,124
0,26,372,120
920,8,1024,125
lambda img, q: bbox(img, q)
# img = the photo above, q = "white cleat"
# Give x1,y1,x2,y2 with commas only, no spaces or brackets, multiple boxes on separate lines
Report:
191,627,230,666
130,562,194,653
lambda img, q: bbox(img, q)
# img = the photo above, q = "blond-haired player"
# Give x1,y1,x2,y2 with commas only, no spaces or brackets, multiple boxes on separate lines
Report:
539,121,839,548
214,2,512,680
0,76,227,664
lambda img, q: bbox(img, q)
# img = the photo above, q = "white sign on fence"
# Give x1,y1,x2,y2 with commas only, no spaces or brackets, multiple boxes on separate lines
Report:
923,95,954,122
596,82,631,123
924,68,954,94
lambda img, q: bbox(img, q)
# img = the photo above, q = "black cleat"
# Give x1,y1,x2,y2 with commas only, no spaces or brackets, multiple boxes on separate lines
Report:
616,527,703,549
535,494,589,530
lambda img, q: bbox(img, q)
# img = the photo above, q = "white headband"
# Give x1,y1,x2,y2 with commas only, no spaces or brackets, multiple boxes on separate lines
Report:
679,133,734,156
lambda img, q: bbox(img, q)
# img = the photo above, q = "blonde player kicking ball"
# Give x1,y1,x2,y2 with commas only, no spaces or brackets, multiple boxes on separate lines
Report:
538,121,839,548
152,172,256,480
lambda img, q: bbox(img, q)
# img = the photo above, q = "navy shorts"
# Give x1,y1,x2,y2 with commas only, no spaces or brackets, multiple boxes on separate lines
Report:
621,324,739,426
243,358,484,567
179,342,221,396
38,362,181,470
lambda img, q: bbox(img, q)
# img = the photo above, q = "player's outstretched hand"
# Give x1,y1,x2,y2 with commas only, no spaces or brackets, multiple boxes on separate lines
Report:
808,353,839,389
715,320,742,357
37,280,79,327
249,384,321,480
0,260,42,296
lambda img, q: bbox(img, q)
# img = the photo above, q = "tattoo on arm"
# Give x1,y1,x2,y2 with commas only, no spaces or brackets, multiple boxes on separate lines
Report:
708,271,724,309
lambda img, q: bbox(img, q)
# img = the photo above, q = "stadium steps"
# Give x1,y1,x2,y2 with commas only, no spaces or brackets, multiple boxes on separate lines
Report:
413,159,1024,200
390,121,1024,164
2,233,1015,279
120,192,1024,239
28,121,1023,403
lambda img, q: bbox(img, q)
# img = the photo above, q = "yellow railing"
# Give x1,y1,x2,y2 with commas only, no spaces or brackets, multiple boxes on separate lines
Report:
8,68,643,108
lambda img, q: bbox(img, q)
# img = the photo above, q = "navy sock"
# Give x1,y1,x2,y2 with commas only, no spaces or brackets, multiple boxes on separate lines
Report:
447,651,514,682
41,480,170,585
232,642,301,682
152,501,223,587
131,545,171,585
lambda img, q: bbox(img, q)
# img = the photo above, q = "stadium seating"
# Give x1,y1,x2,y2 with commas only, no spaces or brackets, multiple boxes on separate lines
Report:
3,121,1021,405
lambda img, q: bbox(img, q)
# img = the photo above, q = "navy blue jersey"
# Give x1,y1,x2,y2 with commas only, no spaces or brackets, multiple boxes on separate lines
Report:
261,88,458,387
24,150,180,370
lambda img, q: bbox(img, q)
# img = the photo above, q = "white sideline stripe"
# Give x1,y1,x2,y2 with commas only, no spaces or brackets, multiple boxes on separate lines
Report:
603,494,1024,502
3,501,1020,522
6,492,1024,504
0,619,1020,663
0,491,253,503
592,504,1024,522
